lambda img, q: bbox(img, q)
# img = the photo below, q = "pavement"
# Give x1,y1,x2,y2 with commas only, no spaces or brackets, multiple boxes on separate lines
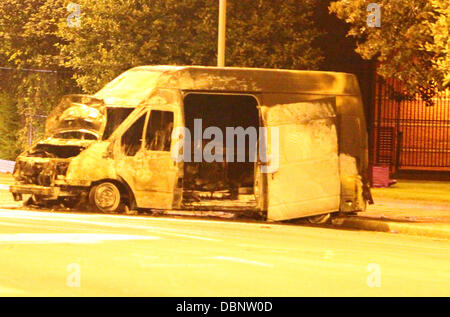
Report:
332,198,450,239
361,198,450,223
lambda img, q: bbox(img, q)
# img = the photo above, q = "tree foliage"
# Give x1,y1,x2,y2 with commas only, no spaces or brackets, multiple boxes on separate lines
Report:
0,0,76,157
330,0,449,99
57,0,323,93
0,0,324,158
0,92,21,160
427,0,450,86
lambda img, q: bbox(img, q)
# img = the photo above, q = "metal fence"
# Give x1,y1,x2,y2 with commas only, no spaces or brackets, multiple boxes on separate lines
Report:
373,77,450,171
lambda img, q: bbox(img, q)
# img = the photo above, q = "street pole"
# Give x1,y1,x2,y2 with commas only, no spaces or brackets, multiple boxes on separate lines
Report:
27,117,33,146
218,0,226,67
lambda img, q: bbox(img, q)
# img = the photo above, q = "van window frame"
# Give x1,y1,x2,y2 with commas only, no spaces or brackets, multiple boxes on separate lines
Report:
143,109,175,153
120,111,149,157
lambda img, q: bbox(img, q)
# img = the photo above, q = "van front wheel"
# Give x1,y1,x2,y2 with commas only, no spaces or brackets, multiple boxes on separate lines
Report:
89,182,121,213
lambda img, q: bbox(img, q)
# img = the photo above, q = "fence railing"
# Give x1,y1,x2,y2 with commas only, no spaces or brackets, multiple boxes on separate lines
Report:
373,77,450,172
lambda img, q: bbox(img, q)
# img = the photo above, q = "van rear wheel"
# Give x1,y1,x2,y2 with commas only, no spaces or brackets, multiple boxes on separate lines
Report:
89,182,121,213
307,213,331,224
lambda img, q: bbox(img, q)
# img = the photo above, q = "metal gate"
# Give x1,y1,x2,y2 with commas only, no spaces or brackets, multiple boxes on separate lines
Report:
373,78,450,171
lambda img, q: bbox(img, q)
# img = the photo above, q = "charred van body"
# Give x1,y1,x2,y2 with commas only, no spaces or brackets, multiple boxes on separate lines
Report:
11,66,373,221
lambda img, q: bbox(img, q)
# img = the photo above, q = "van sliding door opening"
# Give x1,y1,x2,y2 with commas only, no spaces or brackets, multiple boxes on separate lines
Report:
182,93,260,211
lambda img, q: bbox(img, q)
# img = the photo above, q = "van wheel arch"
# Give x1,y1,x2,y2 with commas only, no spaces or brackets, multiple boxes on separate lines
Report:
116,176,137,210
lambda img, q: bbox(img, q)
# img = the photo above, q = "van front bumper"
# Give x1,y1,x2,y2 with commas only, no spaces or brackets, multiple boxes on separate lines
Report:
10,184,61,201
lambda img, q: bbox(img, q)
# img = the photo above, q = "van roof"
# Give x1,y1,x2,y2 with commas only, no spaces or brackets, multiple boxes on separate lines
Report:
130,65,361,96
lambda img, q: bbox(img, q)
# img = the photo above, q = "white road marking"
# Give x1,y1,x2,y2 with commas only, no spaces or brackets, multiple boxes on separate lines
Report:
0,185,10,190
0,221,42,228
0,210,221,242
0,286,26,295
0,233,160,244
0,208,300,239
0,209,101,218
0,208,266,229
146,229,218,241
213,256,274,268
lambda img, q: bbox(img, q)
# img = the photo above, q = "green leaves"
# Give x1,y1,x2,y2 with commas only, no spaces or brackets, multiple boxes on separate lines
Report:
56,0,323,93
330,0,449,97
1,0,324,93
0,0,75,155
0,92,21,160
0,0,324,156
427,0,450,86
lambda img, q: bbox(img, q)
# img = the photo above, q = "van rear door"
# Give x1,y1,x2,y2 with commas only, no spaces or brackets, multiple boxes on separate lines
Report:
259,98,340,221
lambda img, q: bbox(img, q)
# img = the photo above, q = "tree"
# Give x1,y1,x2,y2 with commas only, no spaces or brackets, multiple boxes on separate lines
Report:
330,0,449,101
427,0,450,86
0,0,77,151
0,92,21,160
0,0,324,153
57,0,323,93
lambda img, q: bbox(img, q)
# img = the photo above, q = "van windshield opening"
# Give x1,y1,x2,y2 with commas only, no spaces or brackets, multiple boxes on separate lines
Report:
95,70,162,106
102,107,135,140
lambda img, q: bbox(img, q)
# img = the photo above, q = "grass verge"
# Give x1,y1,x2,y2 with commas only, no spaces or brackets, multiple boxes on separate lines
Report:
371,180,450,204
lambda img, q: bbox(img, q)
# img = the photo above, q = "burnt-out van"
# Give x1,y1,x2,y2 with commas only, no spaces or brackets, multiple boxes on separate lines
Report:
11,66,372,222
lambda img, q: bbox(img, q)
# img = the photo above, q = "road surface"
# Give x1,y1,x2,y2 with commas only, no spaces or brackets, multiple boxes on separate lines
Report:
0,207,449,296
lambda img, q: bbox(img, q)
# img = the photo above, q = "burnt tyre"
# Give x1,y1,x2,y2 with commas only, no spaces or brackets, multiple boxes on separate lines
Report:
24,194,51,208
59,196,82,210
89,182,122,213
307,213,331,224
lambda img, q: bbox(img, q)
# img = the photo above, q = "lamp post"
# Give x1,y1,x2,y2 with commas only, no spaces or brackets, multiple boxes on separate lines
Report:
217,0,227,67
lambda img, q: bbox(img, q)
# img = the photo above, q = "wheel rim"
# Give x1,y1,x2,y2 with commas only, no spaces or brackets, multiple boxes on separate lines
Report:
94,183,120,211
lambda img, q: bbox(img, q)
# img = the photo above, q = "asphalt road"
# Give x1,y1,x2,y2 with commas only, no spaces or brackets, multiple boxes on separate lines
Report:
0,207,449,296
